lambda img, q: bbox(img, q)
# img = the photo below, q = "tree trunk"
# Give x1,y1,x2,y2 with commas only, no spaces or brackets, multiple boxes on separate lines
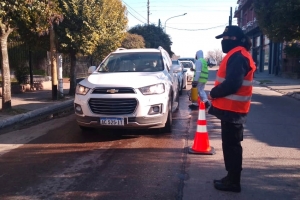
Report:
69,50,77,96
50,25,58,100
0,24,14,110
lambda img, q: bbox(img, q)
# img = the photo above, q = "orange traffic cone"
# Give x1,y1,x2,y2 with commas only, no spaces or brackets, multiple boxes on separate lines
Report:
189,101,215,155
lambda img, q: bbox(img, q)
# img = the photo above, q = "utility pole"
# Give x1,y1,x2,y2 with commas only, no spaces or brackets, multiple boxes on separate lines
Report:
229,7,232,26
147,0,149,25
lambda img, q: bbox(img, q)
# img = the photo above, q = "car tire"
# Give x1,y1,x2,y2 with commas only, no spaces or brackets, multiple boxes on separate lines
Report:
175,87,180,112
183,77,187,89
179,81,183,95
161,98,172,133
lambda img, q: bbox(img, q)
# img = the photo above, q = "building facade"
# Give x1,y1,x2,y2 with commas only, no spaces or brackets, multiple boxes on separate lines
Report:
234,0,283,76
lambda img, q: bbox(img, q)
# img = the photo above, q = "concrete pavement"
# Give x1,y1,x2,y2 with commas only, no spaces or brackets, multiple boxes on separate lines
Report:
1,73,300,132
253,72,300,99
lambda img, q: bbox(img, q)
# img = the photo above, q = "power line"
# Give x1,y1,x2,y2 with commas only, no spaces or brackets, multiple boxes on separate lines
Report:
166,23,228,31
127,10,147,24
122,1,148,21
123,1,147,21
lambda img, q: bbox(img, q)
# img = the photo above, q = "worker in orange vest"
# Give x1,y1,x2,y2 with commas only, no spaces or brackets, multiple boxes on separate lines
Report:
208,26,256,193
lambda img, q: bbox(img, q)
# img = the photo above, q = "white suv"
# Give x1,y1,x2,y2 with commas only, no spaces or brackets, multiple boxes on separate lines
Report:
179,60,195,81
74,47,179,133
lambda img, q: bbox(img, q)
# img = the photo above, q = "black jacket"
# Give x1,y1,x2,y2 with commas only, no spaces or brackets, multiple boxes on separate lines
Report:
208,50,251,124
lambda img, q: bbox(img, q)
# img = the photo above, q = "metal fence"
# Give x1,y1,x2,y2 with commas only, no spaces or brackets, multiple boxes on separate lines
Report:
0,41,91,79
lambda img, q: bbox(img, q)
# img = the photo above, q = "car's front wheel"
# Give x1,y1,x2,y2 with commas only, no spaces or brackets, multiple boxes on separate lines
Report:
161,98,172,133
183,76,187,89
179,80,183,95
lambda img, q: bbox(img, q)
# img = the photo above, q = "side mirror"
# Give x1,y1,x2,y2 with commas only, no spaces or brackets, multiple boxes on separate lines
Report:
88,66,96,74
190,67,195,71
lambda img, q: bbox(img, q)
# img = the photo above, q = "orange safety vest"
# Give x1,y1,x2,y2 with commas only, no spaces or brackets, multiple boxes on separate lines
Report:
212,46,256,113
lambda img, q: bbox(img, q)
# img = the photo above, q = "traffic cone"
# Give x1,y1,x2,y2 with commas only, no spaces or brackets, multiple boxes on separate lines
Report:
189,101,215,155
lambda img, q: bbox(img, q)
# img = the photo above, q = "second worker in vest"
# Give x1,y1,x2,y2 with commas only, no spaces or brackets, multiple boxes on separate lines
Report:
208,26,256,193
192,50,211,109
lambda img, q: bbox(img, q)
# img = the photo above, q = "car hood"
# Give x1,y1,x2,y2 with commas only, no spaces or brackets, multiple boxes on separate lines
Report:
79,72,169,88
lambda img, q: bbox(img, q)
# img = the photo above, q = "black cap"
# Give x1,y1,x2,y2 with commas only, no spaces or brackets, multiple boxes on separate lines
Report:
215,25,245,39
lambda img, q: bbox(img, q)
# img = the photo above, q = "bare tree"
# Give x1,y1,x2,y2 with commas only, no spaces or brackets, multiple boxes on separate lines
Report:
205,50,216,60
205,49,223,65
214,49,224,65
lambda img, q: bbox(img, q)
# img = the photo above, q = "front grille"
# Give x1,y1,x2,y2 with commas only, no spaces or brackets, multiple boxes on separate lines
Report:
88,98,137,115
92,87,136,94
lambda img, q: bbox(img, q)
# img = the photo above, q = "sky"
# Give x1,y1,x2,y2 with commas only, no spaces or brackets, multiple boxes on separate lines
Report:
122,0,239,57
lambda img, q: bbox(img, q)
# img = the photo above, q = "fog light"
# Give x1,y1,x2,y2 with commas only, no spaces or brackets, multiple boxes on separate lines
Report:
148,104,162,115
74,104,83,114
152,106,160,112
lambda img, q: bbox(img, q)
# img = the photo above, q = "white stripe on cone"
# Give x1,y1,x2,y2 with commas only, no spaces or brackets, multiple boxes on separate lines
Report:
196,102,207,133
198,108,206,120
197,125,207,133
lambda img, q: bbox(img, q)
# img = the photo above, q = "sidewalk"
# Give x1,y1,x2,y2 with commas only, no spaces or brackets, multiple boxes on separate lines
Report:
254,72,300,99
0,80,74,131
0,73,300,131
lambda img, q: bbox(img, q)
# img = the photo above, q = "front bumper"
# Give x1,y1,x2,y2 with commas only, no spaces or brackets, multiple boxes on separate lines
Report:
74,89,169,129
75,114,167,129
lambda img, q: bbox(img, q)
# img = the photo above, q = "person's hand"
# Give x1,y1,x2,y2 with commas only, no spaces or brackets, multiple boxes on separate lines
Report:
192,81,198,87
208,93,213,100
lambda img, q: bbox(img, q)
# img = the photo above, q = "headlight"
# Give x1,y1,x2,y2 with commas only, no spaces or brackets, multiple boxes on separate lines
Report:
76,84,90,95
139,83,165,95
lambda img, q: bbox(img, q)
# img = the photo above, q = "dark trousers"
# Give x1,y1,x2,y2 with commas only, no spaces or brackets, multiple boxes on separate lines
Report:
221,120,244,183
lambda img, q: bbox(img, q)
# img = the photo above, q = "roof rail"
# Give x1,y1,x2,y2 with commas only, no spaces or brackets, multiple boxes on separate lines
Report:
115,48,127,51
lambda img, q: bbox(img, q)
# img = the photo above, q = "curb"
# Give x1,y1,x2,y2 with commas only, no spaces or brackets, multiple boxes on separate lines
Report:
255,80,300,100
0,99,74,131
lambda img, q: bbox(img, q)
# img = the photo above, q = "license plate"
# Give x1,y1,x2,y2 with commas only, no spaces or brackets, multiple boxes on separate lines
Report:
100,117,124,126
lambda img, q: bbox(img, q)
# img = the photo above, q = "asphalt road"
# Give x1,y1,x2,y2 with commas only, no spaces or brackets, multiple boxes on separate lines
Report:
183,69,300,200
0,69,299,200
0,89,192,200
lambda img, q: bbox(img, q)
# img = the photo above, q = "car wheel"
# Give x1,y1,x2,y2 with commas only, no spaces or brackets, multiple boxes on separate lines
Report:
175,89,180,112
179,81,183,95
161,98,172,133
183,78,187,89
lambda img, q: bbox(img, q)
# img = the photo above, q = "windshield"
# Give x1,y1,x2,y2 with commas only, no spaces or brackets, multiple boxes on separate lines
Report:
180,61,193,68
98,52,164,72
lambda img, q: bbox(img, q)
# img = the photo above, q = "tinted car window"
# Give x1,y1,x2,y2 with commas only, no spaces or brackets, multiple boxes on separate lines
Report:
98,52,164,72
207,58,217,66
172,60,180,65
180,61,193,68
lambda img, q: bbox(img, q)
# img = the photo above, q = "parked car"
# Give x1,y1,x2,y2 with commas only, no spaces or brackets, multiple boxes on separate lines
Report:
172,60,187,95
178,57,196,64
74,47,179,133
207,57,217,67
179,60,195,82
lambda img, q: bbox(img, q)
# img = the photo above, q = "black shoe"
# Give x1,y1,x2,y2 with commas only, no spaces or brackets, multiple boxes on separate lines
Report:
188,104,198,110
213,175,229,184
214,180,241,193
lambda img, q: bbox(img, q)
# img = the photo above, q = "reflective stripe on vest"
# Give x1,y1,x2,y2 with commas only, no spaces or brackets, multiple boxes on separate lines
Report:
212,46,256,113
198,58,208,83
215,76,253,86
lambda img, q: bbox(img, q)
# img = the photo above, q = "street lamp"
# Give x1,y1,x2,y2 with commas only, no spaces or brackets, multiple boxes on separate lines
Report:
164,13,187,33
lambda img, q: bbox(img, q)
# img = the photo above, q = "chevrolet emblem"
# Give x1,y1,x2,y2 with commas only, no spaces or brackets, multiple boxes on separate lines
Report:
107,89,119,93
